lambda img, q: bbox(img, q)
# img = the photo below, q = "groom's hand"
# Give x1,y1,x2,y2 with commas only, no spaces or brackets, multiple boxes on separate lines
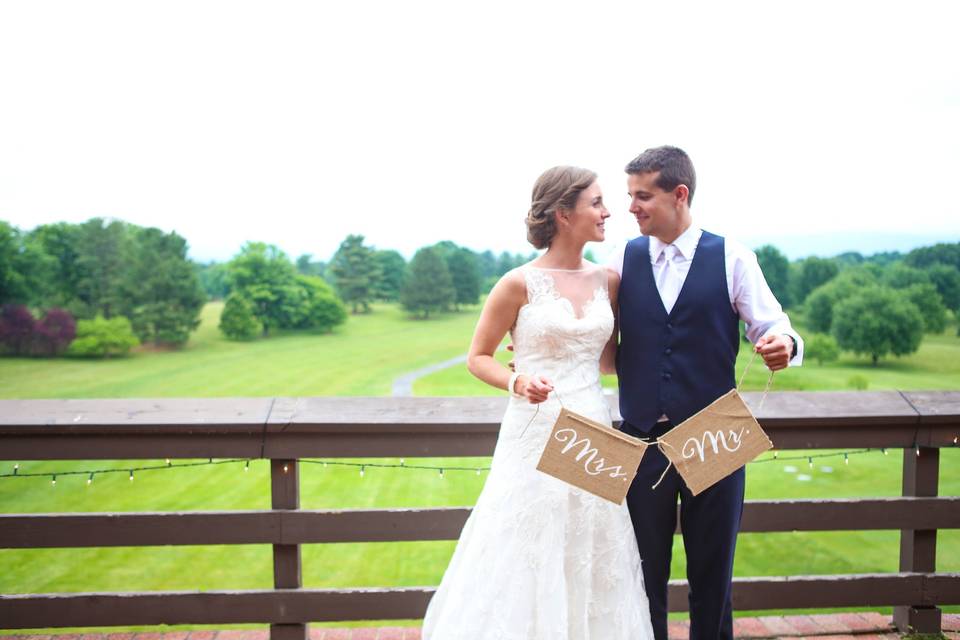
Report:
755,334,792,371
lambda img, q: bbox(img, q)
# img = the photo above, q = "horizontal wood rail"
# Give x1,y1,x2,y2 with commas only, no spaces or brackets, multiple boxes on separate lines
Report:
1,391,959,636
2,497,959,549
3,574,959,626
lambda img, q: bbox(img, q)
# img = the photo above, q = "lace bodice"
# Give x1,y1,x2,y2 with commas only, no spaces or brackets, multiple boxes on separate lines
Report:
512,264,614,396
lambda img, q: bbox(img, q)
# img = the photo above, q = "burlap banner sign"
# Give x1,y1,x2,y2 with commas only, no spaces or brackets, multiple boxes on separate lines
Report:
536,407,648,504
658,388,772,496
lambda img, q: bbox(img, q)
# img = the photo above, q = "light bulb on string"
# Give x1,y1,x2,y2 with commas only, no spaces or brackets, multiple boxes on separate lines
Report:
360,465,365,478
439,468,445,479
166,459,171,467
87,473,94,486
244,460,250,472
882,448,888,455
773,450,778,460
283,464,289,473
844,453,849,465
400,459,405,466
129,470,134,482
51,475,56,486
13,463,18,475
916,446,920,458
808,457,813,469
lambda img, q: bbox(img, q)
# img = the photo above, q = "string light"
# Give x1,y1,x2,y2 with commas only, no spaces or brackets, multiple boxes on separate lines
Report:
51,475,56,486
1,447,931,489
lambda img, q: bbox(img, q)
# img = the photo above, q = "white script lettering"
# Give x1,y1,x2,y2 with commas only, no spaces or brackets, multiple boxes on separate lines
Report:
681,428,745,462
554,428,629,478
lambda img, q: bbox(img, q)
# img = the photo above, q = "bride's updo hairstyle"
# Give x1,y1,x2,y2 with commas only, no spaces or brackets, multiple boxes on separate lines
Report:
526,166,597,250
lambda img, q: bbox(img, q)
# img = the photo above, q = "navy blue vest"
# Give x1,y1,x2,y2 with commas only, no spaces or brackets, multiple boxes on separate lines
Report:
617,230,740,433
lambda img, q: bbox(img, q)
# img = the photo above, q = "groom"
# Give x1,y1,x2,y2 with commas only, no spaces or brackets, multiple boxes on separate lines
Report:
611,146,803,640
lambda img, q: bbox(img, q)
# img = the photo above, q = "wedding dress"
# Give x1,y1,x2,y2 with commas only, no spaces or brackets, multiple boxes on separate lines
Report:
422,263,654,640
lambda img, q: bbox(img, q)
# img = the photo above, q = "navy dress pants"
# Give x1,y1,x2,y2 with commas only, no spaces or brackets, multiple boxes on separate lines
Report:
622,420,746,640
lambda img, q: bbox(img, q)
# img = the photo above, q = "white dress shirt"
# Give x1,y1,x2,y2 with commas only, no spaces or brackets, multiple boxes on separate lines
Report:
608,226,804,366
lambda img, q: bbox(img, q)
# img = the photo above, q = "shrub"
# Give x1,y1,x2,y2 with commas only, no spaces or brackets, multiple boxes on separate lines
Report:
219,293,262,341
34,308,76,356
806,333,840,366
847,374,869,390
67,315,139,357
0,304,36,355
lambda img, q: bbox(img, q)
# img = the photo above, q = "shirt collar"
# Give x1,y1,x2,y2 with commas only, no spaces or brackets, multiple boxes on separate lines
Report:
649,225,702,261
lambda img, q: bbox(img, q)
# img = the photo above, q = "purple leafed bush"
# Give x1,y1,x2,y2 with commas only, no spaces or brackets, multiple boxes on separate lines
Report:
35,308,77,356
0,304,37,356
0,305,77,357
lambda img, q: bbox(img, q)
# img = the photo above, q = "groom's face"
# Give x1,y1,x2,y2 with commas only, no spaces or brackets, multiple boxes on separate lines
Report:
627,171,680,239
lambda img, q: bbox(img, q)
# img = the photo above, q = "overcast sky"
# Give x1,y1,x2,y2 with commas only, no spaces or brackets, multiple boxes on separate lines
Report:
1,1,958,264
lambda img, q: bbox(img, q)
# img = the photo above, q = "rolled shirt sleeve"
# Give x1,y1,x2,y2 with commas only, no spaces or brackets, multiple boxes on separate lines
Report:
728,241,804,366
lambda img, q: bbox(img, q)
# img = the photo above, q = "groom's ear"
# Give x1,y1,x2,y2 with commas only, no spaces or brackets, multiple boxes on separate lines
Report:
674,184,690,205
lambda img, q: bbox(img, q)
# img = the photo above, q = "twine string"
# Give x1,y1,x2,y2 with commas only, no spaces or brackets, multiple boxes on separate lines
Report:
650,349,776,489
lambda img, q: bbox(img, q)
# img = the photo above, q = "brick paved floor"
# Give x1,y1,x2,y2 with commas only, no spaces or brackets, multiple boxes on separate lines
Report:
2,614,958,639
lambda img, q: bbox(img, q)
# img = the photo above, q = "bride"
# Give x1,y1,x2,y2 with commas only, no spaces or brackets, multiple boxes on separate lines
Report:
422,166,654,639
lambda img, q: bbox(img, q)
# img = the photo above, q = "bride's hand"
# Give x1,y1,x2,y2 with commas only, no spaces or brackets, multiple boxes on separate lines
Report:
517,374,553,404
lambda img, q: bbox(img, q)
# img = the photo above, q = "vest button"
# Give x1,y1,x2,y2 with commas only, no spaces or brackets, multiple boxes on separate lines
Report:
666,323,673,330
664,347,672,355
662,371,671,380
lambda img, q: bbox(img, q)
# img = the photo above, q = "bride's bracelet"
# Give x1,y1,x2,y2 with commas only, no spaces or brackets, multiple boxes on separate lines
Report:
507,372,524,398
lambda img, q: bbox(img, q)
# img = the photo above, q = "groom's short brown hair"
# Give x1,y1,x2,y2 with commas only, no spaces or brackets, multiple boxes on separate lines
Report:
625,146,697,205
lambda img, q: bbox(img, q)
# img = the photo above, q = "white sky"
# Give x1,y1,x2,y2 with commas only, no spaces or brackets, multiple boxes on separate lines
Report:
1,1,958,264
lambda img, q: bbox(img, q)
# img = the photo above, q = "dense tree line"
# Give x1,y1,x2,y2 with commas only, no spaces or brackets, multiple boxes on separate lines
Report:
1,218,204,356
754,242,960,365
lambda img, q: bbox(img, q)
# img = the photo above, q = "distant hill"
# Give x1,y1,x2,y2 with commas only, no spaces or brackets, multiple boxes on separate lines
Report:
740,232,960,260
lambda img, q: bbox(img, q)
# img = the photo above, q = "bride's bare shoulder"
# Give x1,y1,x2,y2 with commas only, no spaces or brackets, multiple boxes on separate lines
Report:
488,267,527,305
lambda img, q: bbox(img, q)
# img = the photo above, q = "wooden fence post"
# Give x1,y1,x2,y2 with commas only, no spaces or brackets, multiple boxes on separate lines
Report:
894,445,941,634
271,458,306,640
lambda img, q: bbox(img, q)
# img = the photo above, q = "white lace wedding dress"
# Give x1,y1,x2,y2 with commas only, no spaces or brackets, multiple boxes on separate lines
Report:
422,264,654,640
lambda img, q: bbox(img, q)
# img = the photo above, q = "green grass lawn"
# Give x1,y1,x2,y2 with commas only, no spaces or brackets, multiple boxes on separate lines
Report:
1,303,958,632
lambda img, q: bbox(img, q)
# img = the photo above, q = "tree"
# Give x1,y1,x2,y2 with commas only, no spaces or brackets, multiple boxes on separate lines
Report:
905,242,960,270
372,250,407,301
329,235,380,313
0,222,29,305
805,333,840,366
446,247,481,308
401,247,455,318
883,263,931,289
196,261,231,299
832,287,923,366
124,227,205,346
292,275,347,333
755,245,792,308
902,283,947,334
804,267,878,333
226,242,302,335
924,263,960,312
791,257,839,305
72,218,133,319
67,315,139,357
219,293,262,341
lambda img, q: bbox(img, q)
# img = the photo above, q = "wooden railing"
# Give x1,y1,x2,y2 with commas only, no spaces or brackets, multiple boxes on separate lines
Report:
1,392,959,637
